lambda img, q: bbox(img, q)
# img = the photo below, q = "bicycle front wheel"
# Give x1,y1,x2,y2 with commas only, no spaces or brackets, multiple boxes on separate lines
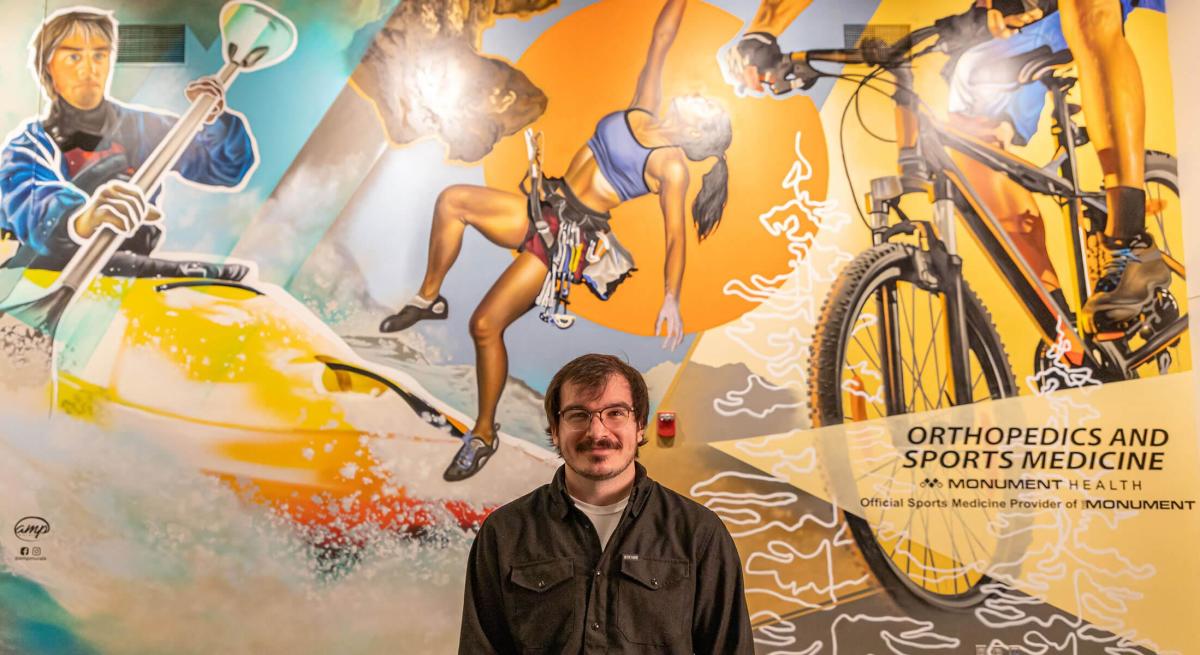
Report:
809,242,1021,611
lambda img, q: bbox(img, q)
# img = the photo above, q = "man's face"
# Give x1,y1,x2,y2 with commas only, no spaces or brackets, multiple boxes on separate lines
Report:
48,27,112,110
551,375,644,483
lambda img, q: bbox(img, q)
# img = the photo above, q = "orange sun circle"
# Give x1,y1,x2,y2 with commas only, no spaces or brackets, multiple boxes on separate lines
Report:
483,0,828,336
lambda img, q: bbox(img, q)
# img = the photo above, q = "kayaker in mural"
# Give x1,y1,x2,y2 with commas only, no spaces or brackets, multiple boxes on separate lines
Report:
0,7,257,280
725,0,1167,334
379,0,733,482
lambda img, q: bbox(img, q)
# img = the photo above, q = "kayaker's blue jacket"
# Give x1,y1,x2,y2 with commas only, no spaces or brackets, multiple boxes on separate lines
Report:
0,101,255,257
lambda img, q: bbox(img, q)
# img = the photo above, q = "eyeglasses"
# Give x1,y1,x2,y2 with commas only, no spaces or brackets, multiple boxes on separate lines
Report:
558,404,635,431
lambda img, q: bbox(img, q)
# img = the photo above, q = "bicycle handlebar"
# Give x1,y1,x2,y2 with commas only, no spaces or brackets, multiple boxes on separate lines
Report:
770,24,942,95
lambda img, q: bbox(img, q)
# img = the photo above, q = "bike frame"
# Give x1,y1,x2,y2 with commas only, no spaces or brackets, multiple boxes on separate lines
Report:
844,44,1187,383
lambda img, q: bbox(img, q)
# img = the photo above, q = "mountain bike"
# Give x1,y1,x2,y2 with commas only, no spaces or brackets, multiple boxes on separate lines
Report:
768,21,1184,611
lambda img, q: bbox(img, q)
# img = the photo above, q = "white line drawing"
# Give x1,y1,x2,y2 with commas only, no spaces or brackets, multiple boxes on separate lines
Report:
695,129,1174,654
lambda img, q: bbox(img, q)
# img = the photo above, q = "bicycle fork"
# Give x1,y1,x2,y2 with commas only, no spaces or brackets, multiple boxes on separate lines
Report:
868,175,973,411
868,177,908,415
933,176,976,407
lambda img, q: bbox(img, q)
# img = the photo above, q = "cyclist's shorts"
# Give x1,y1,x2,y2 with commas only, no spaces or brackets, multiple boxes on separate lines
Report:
947,0,1158,146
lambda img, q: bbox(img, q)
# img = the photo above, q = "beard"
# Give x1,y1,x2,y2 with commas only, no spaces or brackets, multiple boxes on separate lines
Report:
563,437,635,481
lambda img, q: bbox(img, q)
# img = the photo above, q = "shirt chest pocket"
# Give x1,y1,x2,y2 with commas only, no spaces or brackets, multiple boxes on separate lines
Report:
508,557,575,650
616,557,691,646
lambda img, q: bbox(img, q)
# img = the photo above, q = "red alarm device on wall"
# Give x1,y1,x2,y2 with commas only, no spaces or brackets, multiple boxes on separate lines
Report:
656,411,676,439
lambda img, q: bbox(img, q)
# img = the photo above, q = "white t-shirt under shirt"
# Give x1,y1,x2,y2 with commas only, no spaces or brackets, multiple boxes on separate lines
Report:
570,493,630,551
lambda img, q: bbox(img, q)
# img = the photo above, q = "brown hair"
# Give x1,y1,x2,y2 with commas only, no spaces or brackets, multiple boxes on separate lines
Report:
544,353,650,435
30,9,117,103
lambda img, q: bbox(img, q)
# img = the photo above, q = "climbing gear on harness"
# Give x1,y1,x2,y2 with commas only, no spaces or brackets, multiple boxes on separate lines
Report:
521,139,636,331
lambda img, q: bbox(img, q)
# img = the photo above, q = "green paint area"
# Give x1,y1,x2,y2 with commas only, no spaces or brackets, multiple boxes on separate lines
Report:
0,571,98,655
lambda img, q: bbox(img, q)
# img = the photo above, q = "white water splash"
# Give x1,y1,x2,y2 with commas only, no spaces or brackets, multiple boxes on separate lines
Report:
0,409,480,655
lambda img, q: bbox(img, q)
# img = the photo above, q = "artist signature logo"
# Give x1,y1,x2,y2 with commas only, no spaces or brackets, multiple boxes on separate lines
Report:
14,516,50,542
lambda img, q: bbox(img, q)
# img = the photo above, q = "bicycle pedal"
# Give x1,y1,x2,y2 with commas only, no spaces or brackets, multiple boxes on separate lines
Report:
1089,311,1144,342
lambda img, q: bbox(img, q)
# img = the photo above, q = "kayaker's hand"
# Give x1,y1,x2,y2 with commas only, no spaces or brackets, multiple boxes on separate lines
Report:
185,76,226,124
70,180,161,242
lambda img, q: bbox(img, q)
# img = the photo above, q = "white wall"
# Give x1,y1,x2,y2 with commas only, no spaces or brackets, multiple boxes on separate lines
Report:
1170,2,1200,299
1167,2,1200,428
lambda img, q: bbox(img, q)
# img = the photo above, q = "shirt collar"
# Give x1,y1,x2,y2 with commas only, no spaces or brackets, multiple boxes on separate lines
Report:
45,98,115,152
550,462,652,520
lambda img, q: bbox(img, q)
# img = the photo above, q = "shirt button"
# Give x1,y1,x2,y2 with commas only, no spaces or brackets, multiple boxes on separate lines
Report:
594,570,601,577
537,580,545,588
591,622,600,631
650,578,659,587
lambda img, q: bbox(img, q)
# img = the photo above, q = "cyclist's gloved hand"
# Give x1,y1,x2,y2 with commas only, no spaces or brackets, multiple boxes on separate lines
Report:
986,6,1045,39
777,55,820,94
934,6,992,55
725,32,787,94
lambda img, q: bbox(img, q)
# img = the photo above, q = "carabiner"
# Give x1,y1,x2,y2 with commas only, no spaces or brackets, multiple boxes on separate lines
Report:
586,232,610,263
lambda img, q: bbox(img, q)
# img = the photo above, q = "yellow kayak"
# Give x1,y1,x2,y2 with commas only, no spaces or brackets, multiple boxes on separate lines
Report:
7,263,517,536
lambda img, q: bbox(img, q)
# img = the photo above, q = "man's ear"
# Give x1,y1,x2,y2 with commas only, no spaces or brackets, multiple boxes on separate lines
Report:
636,425,647,447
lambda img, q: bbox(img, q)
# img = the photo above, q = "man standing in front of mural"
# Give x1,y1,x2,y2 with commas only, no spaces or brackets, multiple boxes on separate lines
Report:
0,8,256,279
458,354,753,654
726,0,1167,335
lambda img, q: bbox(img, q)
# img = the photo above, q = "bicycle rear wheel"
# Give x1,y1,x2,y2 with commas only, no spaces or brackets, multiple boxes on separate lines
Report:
809,242,1023,611
1144,151,1180,263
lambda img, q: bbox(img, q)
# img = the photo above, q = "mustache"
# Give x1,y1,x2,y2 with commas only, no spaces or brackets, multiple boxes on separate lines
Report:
575,438,621,452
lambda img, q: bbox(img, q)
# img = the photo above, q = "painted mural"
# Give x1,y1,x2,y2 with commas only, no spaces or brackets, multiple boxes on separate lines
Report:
0,0,1193,653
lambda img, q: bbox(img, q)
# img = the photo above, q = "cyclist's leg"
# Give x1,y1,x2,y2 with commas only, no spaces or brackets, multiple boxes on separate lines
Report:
949,115,1061,292
467,251,547,444
1060,0,1170,329
1059,0,1145,238
417,184,530,301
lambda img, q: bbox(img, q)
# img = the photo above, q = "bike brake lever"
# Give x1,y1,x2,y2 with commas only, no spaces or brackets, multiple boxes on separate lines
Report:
879,220,919,243
770,56,819,95
769,79,796,96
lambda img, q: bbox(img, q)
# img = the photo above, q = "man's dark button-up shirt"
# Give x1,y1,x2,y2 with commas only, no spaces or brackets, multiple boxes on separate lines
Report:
459,463,754,654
